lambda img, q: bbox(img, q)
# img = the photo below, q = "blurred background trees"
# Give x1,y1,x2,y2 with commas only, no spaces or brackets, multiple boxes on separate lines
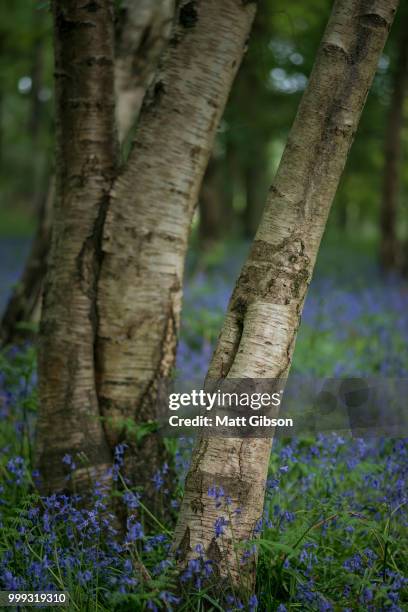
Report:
0,0,53,231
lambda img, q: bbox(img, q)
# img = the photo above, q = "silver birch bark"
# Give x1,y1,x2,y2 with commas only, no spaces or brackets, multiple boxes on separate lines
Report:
35,0,117,493
96,0,257,499
173,0,399,587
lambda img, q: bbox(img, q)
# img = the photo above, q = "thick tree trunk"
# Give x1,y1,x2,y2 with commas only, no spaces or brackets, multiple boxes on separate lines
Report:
35,0,117,493
0,1,173,347
96,0,256,500
380,25,408,270
173,0,398,588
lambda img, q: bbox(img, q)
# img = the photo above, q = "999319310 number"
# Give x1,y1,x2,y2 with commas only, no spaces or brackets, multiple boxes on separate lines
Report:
0,592,68,607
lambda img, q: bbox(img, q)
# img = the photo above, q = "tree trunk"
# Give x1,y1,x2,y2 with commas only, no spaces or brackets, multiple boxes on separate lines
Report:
96,0,256,502
173,0,398,589
35,0,117,494
0,1,174,347
380,25,408,270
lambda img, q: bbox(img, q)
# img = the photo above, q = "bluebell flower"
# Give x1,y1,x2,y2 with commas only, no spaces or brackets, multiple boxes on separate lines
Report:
152,470,164,491
159,591,181,608
214,516,228,537
343,553,363,573
360,587,373,604
208,485,225,508
77,569,92,585
125,518,144,542
6,456,25,484
123,490,141,509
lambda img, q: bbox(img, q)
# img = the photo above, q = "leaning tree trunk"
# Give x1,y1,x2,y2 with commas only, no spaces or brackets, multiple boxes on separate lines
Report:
35,0,117,493
0,0,174,347
173,0,398,589
380,24,408,270
96,0,257,503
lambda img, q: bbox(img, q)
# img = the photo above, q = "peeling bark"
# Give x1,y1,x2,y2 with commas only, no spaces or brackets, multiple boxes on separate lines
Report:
96,0,256,500
35,0,117,493
173,0,398,588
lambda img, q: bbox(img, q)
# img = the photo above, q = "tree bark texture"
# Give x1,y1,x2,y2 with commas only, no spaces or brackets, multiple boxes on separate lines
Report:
96,0,256,497
173,0,398,587
380,25,408,269
36,0,117,493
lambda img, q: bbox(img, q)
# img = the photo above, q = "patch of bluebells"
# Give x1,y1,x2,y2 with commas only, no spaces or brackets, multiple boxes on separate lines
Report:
0,480,139,596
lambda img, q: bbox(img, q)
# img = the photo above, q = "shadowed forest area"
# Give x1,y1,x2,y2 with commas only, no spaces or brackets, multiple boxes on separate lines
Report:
0,0,407,610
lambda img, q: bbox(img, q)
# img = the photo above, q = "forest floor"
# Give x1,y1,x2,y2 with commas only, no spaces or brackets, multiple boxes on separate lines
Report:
0,235,407,611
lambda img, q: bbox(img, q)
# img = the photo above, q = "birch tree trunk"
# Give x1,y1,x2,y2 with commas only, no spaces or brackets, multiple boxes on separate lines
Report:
173,0,398,588
35,0,117,493
380,25,408,270
96,0,256,500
